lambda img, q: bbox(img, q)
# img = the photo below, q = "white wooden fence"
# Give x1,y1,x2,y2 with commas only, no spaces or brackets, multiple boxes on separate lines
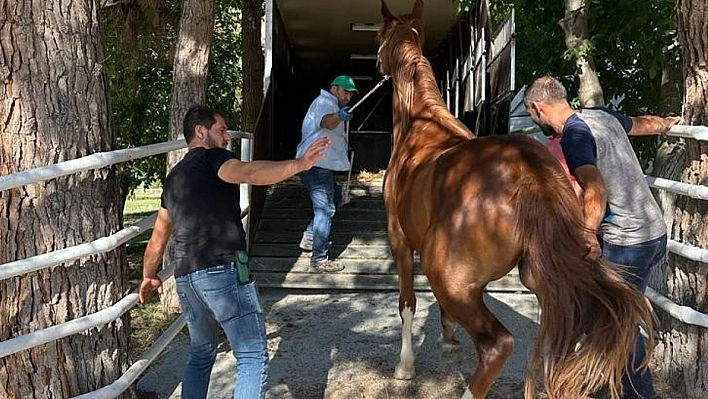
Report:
0,131,251,399
0,126,707,398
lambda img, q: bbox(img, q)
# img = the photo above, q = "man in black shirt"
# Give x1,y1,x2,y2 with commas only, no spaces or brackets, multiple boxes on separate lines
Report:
138,105,329,399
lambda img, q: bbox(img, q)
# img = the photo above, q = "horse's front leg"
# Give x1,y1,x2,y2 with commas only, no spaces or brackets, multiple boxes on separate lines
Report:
389,223,417,380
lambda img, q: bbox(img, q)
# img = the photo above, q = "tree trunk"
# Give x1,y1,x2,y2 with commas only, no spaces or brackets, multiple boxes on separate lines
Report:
660,56,683,116
0,1,130,398
242,0,264,133
559,0,605,107
160,0,216,314
651,1,708,397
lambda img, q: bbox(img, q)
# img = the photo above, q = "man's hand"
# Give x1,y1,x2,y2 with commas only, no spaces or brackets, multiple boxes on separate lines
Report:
338,106,354,122
299,137,330,170
138,276,163,304
583,231,601,261
660,115,681,136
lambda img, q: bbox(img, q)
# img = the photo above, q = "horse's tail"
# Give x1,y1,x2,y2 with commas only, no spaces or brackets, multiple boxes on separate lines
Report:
514,165,655,399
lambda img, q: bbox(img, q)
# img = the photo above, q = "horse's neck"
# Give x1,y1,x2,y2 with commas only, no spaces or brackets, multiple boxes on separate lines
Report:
391,57,473,148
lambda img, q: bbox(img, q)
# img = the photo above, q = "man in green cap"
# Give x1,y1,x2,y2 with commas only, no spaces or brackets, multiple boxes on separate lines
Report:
295,75,358,272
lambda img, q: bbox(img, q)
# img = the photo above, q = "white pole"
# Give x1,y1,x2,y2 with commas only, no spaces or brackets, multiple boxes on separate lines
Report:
348,75,391,112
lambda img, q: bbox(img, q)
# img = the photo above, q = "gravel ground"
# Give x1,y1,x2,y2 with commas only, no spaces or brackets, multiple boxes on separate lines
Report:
137,289,540,399
136,288,680,399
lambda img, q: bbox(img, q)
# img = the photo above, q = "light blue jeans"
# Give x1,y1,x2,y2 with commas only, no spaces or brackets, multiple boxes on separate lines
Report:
300,167,341,262
600,234,667,399
175,263,268,399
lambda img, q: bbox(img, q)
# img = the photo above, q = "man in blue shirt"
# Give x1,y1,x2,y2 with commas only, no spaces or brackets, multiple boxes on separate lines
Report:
524,76,680,399
296,75,358,272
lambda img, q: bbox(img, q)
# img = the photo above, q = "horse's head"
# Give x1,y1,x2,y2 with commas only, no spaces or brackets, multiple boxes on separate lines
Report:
377,0,425,76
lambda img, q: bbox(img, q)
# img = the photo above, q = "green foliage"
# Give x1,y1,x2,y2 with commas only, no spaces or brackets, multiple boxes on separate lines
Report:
103,0,244,194
585,0,679,115
463,0,678,167
585,0,679,166
463,0,678,114
103,2,179,193
208,0,243,129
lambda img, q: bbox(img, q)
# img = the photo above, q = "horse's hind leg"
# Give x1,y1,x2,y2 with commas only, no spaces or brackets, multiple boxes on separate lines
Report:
436,286,514,399
440,305,460,349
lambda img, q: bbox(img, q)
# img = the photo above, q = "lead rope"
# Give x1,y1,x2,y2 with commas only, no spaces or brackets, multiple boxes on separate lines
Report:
341,75,391,205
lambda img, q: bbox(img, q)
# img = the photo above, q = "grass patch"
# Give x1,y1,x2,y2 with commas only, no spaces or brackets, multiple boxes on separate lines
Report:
130,298,182,359
124,188,162,225
124,188,162,285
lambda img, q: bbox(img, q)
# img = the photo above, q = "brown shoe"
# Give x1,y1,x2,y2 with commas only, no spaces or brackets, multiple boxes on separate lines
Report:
311,258,344,273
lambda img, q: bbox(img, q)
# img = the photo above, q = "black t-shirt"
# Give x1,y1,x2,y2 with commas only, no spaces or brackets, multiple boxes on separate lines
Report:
161,147,246,277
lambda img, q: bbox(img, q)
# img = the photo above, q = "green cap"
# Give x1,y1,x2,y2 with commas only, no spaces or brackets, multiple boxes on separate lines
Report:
331,75,358,93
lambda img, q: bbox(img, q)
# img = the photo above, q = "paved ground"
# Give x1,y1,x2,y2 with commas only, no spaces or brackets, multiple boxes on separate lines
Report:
137,289,540,399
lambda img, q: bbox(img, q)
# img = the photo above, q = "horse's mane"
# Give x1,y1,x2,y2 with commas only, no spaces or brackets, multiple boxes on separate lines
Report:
379,17,474,141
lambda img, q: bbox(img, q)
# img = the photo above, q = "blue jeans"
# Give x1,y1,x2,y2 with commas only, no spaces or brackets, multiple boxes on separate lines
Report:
600,234,667,399
175,263,268,399
300,167,341,262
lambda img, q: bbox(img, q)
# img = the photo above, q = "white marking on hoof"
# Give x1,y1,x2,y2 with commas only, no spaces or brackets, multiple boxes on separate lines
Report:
393,363,415,380
460,387,475,399
394,306,415,380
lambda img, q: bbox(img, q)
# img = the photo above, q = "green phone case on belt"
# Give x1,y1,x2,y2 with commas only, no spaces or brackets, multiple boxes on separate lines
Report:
236,250,250,284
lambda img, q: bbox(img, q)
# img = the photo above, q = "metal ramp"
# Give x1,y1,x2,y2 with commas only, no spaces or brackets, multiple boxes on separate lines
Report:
249,177,527,292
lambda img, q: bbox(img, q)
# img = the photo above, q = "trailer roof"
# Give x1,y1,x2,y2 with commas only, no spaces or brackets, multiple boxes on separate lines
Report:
276,0,461,81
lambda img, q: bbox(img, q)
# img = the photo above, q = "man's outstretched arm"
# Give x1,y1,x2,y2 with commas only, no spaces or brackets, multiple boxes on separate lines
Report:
629,115,681,136
218,137,330,185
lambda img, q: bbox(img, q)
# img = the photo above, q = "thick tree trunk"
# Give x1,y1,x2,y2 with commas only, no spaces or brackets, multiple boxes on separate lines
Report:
242,0,265,133
651,1,708,397
559,0,605,107
0,1,130,398
160,0,215,314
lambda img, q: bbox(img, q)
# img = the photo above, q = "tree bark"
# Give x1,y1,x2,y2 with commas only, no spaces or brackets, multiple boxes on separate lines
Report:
242,0,264,133
660,55,683,116
160,0,216,314
0,1,130,398
651,1,708,397
559,0,605,107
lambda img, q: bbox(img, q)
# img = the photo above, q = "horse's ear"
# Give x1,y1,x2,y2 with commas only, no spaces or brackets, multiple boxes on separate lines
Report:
411,0,424,21
381,0,394,21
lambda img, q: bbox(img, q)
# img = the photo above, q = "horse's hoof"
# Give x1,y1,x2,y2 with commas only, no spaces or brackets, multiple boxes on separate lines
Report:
440,334,461,346
441,340,461,354
393,365,415,380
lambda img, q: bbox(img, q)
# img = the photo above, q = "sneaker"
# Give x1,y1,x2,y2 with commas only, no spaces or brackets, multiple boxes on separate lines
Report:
311,258,344,273
299,236,313,252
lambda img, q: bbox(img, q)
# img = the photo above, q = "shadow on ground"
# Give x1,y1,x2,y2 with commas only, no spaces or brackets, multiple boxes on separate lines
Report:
137,289,539,399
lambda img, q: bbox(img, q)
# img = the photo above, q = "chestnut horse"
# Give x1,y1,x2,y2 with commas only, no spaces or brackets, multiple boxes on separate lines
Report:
378,1,654,399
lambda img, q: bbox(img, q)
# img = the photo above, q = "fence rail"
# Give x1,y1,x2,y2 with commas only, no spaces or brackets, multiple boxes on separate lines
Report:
645,288,708,328
71,315,187,399
0,214,157,281
0,132,251,192
0,266,175,359
1,131,253,399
